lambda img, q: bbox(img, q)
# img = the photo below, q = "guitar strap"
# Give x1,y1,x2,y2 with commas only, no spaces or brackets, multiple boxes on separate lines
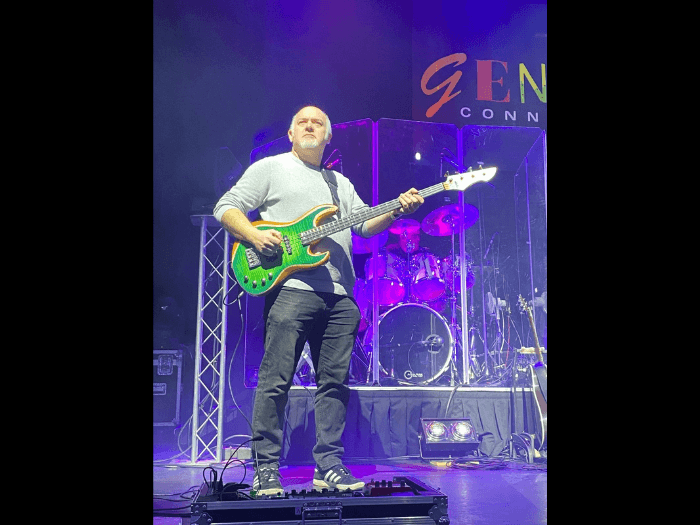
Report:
321,168,341,219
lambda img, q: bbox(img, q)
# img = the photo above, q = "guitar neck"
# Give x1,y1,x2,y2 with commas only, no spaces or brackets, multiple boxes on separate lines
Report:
300,182,448,245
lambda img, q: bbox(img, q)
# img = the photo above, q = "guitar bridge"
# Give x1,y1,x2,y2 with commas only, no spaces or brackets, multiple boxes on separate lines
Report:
245,248,261,269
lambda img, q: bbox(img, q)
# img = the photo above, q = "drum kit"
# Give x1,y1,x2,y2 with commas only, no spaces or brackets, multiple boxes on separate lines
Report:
348,202,484,386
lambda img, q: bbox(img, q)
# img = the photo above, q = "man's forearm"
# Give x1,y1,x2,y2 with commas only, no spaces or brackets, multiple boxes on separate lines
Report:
363,188,423,237
364,211,400,237
219,208,259,243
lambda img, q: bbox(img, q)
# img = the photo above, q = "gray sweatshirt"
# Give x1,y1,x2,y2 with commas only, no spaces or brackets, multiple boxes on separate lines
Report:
213,152,372,296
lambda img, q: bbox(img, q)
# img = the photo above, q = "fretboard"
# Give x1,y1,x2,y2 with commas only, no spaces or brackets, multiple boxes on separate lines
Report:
299,182,447,245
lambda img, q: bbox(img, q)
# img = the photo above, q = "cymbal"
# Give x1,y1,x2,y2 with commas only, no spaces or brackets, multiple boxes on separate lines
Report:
421,203,479,236
388,218,421,235
352,230,388,253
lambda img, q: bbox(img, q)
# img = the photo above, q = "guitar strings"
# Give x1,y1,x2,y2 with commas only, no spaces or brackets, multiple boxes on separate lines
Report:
301,182,447,244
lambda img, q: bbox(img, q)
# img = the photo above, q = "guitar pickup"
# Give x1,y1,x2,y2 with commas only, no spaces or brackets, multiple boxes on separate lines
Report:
282,235,292,255
245,248,261,269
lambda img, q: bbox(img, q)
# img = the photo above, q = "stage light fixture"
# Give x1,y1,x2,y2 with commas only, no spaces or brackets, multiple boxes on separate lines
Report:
426,421,448,439
419,418,480,459
451,421,473,440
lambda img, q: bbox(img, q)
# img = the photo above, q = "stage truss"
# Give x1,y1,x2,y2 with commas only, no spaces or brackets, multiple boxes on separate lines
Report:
187,215,232,464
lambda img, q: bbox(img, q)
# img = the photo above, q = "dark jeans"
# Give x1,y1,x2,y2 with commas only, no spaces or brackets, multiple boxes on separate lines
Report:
251,286,360,471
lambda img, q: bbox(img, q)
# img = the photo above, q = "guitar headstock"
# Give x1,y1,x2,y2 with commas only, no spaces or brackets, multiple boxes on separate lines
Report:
518,295,531,315
444,166,497,192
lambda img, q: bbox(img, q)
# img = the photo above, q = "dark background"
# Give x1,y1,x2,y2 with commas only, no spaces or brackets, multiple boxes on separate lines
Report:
153,0,546,349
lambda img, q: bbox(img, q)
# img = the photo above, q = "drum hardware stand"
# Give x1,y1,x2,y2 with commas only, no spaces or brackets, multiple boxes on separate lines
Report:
445,324,464,386
386,236,414,386
481,264,501,379
388,344,398,384
364,321,390,384
403,231,415,302
492,260,503,374
468,326,484,380
365,343,400,385
350,335,370,385
485,246,511,381
486,302,505,379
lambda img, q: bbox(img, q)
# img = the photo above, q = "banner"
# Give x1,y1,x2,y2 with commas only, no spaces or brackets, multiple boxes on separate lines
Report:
411,3,546,129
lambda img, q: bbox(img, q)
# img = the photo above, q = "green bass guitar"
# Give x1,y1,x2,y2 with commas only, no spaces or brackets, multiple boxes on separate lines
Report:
231,167,497,296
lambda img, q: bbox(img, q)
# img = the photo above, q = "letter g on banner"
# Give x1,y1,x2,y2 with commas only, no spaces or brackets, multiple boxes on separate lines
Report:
421,53,467,118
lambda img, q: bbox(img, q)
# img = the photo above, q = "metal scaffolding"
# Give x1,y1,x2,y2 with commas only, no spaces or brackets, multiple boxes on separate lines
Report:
187,215,230,464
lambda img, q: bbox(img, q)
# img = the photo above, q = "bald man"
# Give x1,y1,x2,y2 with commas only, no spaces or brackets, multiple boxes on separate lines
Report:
214,106,423,494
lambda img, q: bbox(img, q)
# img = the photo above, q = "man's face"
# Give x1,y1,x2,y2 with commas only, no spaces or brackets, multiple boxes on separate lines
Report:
289,106,331,150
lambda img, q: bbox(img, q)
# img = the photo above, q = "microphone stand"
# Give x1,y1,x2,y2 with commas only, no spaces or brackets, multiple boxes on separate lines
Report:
323,149,342,172
491,243,504,377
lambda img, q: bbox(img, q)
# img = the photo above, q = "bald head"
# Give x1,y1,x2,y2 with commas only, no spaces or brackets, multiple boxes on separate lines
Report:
289,106,332,142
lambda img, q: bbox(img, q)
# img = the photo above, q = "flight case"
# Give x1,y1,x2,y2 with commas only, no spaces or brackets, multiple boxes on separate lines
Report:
190,475,450,524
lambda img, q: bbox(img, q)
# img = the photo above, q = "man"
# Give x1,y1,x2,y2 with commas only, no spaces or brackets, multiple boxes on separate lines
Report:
213,106,423,495
385,219,422,257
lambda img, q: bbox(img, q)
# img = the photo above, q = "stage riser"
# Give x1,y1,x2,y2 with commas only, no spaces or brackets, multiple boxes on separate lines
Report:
282,387,536,462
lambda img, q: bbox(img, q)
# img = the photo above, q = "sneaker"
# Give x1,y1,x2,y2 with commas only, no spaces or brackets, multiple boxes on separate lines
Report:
252,465,283,496
313,464,364,491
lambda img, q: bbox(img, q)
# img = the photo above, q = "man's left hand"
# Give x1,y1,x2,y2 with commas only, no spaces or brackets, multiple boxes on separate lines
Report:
397,188,424,215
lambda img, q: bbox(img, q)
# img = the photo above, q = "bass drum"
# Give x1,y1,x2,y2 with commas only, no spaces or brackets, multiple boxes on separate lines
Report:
363,303,453,385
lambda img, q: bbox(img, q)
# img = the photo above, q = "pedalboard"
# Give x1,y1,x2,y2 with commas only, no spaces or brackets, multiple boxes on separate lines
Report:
191,475,449,524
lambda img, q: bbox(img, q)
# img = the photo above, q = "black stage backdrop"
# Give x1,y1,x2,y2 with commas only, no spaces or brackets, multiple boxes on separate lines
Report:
153,0,546,350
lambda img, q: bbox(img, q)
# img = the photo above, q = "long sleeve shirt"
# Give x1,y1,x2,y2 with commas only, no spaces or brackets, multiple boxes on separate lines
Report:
213,152,371,296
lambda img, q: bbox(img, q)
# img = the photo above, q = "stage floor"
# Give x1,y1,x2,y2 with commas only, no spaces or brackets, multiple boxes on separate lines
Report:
153,455,547,524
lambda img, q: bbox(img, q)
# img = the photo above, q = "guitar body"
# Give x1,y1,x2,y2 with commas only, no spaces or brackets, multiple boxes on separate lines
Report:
231,204,338,296
530,363,547,450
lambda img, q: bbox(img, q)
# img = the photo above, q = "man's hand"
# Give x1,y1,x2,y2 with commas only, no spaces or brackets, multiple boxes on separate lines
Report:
253,229,282,256
219,209,283,255
396,188,424,215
